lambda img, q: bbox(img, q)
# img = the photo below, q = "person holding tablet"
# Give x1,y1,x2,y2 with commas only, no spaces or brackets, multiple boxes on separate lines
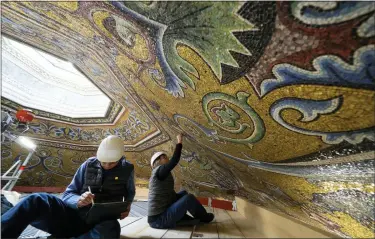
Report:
1,135,135,239
147,133,214,229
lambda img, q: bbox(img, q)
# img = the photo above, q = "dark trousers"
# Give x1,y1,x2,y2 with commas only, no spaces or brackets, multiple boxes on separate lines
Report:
149,190,208,229
1,193,120,239
1,194,14,215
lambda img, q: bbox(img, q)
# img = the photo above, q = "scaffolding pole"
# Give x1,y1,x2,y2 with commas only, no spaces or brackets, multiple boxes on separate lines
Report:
2,150,34,191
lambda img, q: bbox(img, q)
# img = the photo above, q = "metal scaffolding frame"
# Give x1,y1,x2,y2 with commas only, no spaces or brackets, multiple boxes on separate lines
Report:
1,111,36,191
2,149,34,191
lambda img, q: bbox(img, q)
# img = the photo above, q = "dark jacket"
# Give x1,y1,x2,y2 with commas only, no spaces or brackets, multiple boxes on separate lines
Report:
62,157,135,209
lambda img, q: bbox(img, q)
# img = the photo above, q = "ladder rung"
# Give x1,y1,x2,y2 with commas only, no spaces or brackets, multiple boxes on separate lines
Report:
1,176,19,180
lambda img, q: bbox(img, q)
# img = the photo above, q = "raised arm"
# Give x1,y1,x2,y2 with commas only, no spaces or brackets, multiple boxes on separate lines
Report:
157,134,183,180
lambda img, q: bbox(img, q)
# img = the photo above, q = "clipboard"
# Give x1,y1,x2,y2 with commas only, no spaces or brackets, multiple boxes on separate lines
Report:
85,201,130,225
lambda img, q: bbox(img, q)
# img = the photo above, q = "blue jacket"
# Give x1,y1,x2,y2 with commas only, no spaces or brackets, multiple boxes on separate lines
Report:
62,157,135,209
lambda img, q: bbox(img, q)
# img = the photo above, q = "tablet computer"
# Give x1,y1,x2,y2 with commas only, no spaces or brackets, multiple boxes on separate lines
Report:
85,201,130,225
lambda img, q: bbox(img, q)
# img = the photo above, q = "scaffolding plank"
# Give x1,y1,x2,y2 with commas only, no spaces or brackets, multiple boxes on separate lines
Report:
120,217,167,238
162,226,194,238
227,210,266,238
191,206,218,238
215,209,244,238
131,203,148,217
118,217,142,228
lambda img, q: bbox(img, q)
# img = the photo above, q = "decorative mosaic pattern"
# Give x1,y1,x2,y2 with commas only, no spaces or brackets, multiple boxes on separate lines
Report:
2,107,159,151
26,111,154,144
1,1,375,237
1,2,170,150
0,141,161,187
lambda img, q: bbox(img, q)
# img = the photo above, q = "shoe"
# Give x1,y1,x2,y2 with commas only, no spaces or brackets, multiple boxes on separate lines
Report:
200,213,214,223
176,218,201,227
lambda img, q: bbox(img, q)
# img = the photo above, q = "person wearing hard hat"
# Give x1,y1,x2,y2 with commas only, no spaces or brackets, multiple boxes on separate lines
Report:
147,133,214,229
1,135,135,239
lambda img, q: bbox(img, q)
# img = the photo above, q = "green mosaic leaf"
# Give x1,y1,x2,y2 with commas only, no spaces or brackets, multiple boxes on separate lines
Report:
122,1,255,86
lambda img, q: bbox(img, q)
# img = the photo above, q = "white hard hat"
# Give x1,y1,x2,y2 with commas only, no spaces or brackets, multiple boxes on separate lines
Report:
97,135,124,162
151,152,166,167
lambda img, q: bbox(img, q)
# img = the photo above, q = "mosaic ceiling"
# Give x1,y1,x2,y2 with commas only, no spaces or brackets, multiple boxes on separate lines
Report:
1,1,374,238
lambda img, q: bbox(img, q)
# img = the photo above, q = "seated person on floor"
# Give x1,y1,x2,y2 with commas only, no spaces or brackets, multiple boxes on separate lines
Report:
1,135,135,239
147,133,214,229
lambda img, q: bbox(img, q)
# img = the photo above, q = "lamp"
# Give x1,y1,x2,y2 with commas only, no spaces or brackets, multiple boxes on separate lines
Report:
15,136,36,151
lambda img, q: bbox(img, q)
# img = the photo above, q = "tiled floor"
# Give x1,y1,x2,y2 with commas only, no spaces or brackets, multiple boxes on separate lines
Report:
119,207,256,238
